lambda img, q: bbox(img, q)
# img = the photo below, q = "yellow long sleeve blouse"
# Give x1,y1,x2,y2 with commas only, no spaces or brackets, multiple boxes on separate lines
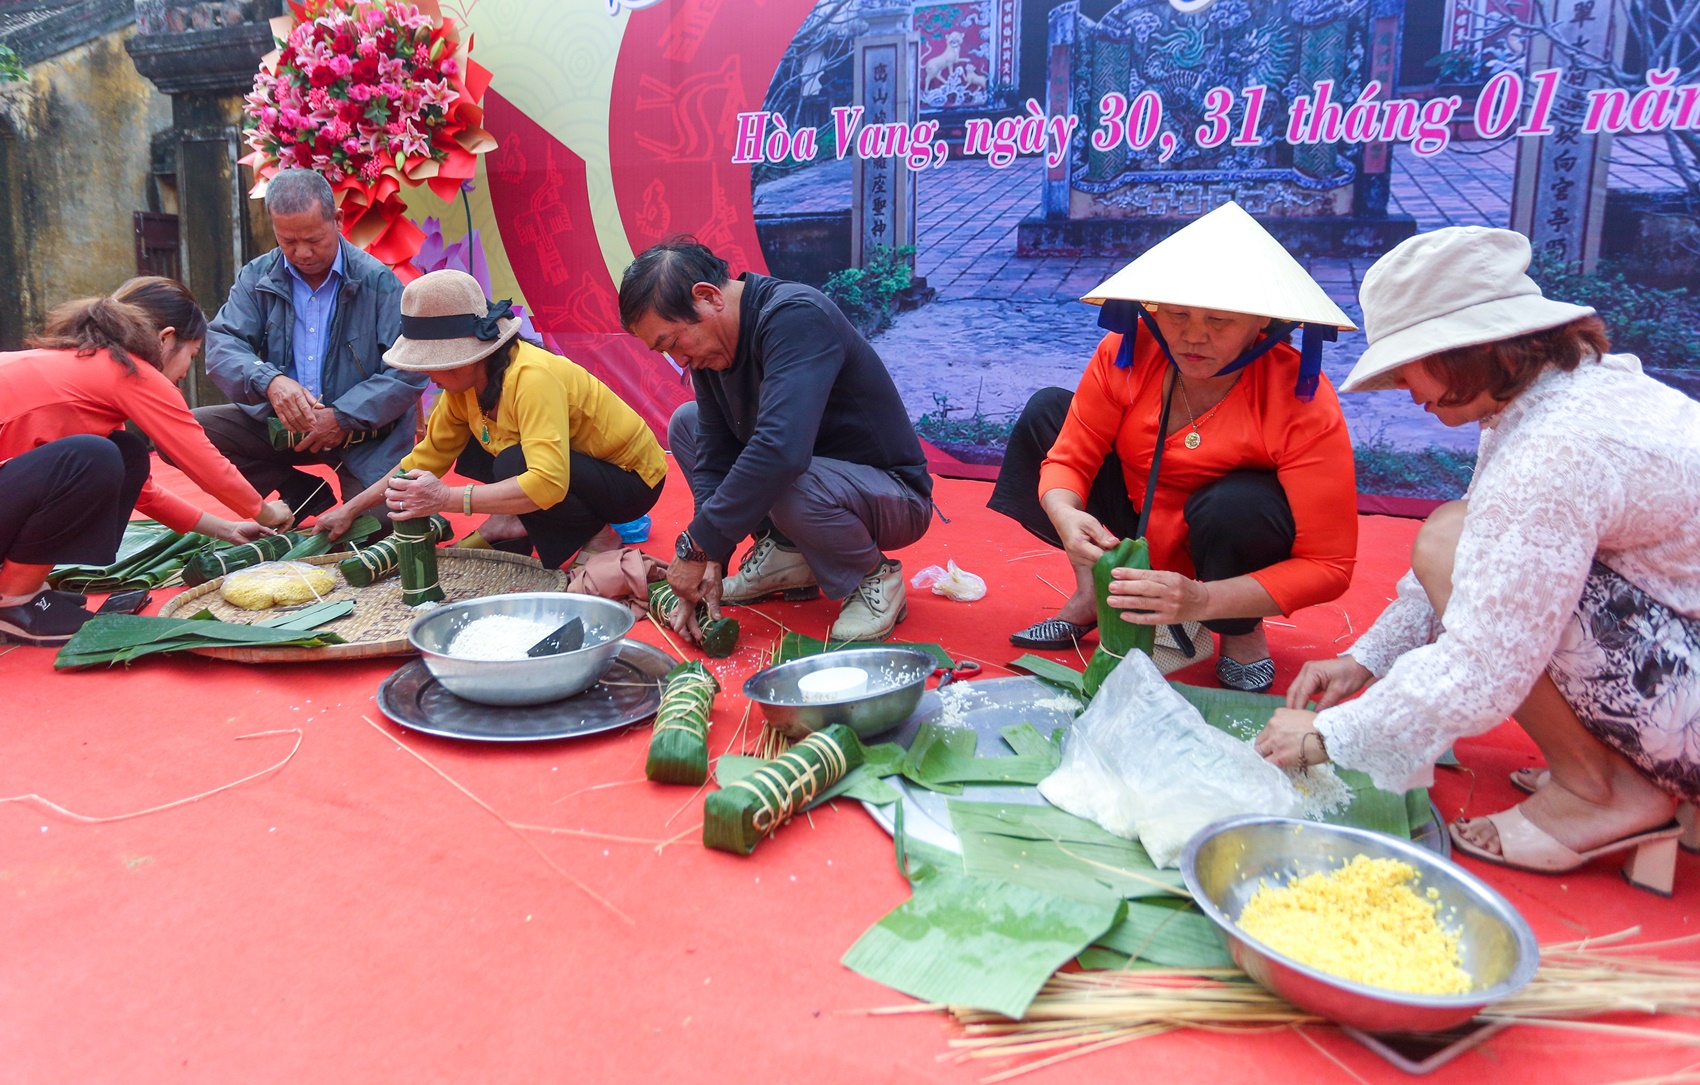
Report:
400,340,666,508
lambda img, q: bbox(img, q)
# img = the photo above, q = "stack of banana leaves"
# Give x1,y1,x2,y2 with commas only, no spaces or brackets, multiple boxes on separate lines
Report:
49,520,221,593
50,517,382,593
821,657,1435,1021
54,600,354,670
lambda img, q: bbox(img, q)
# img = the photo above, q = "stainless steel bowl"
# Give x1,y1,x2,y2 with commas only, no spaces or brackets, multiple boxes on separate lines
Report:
744,646,938,739
406,592,635,707
1181,816,1539,1033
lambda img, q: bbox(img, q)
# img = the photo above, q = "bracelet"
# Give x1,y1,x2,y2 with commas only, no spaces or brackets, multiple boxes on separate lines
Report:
463,483,474,516
1296,730,1329,774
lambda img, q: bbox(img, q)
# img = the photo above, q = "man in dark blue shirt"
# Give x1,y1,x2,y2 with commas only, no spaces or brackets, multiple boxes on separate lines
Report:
619,238,932,642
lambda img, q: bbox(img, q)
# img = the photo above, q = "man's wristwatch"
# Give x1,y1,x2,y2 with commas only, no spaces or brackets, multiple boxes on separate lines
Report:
675,530,709,563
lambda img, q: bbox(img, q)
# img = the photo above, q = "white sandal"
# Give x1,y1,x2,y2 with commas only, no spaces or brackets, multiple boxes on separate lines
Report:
1449,805,1684,896
1509,768,1700,853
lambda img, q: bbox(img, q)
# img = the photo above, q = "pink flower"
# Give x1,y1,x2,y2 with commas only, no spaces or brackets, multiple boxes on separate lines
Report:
328,54,352,78
377,82,401,99
348,83,374,102
358,38,378,58
343,136,360,155
441,58,458,77
361,157,382,179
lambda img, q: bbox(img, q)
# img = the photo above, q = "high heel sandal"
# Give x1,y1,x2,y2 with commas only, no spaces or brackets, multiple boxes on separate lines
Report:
1450,805,1684,896
1510,768,1700,853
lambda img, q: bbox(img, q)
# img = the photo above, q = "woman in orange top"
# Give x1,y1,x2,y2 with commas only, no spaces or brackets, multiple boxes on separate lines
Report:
989,203,1359,692
0,278,292,645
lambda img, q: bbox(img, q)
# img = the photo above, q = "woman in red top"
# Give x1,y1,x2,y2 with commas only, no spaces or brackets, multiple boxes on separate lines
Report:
0,278,292,645
989,203,1359,691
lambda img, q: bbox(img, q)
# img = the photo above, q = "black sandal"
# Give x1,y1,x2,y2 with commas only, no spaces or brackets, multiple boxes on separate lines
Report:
1216,655,1275,693
1009,618,1097,650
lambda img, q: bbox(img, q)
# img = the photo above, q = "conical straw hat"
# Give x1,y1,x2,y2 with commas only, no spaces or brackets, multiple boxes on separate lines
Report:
1081,202,1356,331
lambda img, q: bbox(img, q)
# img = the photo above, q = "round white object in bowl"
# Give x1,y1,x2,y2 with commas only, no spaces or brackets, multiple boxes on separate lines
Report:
797,666,870,703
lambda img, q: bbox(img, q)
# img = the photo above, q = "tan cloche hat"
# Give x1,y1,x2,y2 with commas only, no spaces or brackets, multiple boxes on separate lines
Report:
383,269,522,372
1342,226,1596,392
1081,201,1356,330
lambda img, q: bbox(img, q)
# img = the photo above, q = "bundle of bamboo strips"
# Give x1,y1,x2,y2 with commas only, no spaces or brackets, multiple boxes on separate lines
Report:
868,930,1700,1081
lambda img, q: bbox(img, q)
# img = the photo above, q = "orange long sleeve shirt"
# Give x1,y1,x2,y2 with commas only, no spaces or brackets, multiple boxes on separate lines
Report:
1038,332,1358,615
0,348,264,533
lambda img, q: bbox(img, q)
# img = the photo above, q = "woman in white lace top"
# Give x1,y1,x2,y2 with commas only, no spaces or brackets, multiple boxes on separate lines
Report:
1253,226,1700,895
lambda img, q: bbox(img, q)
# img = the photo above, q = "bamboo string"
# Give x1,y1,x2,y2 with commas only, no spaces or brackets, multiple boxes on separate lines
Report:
663,778,711,827
1034,574,1070,600
549,778,646,804
359,715,634,925
1291,1025,1373,1085
505,822,672,845
0,729,301,823
653,821,702,854
645,612,686,662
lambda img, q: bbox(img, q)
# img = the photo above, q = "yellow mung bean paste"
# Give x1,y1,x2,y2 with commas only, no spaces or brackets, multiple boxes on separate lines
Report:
1236,855,1472,995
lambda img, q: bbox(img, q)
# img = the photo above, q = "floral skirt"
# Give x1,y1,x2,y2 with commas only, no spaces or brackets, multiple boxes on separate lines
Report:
1548,562,1700,804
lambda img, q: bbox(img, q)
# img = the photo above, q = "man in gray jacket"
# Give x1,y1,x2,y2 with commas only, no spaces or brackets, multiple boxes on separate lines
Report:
198,169,425,518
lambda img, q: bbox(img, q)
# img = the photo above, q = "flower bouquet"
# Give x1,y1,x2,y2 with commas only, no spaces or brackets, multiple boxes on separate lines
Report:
241,0,496,280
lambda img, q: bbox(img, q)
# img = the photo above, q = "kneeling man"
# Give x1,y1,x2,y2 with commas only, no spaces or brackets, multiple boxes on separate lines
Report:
619,238,932,642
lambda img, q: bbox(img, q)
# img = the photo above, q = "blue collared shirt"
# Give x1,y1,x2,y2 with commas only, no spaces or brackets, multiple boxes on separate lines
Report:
285,246,345,400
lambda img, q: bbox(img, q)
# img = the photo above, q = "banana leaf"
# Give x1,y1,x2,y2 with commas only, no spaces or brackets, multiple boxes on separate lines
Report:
948,800,1188,902
897,720,1062,794
54,614,344,670
1007,653,1086,696
1093,899,1234,968
50,521,224,593
255,599,355,631
775,632,953,669
841,836,1124,1020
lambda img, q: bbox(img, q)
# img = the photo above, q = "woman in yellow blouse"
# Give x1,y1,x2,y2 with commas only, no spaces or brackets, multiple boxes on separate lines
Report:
316,271,666,567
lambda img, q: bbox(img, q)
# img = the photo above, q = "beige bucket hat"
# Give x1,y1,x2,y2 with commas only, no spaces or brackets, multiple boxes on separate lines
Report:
383,269,522,372
1081,201,1356,330
1341,226,1596,393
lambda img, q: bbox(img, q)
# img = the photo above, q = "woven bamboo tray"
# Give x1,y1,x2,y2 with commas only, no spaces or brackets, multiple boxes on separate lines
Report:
157,549,568,663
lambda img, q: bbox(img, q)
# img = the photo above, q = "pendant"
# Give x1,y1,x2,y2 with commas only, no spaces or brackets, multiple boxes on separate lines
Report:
1184,430,1202,450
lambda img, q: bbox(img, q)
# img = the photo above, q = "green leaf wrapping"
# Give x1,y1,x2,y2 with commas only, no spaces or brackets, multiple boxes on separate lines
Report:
181,534,300,586
646,661,718,786
1082,536,1155,700
392,513,445,606
647,581,739,659
337,515,451,587
703,724,864,855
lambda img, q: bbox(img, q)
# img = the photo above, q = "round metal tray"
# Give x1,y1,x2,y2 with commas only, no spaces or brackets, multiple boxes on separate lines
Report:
862,676,1450,858
376,638,674,742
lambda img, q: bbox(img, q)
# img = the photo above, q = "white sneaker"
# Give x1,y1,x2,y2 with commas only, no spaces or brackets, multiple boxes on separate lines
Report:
829,560,907,643
721,533,820,604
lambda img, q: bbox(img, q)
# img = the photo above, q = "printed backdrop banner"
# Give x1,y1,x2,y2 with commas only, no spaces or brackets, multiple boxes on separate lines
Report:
433,0,1700,505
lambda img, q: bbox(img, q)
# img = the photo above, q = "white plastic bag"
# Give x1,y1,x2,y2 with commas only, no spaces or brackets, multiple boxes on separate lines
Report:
908,559,987,602
1038,650,1301,867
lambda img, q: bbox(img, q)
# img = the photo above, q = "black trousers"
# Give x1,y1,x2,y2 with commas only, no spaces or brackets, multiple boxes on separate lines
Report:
456,442,664,570
0,431,152,568
988,386,1295,637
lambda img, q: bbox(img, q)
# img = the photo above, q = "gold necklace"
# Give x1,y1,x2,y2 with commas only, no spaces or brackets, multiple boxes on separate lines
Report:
1176,379,1209,449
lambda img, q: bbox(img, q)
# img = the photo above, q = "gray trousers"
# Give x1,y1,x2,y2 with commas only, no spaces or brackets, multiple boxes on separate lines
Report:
668,402,931,599
189,404,395,517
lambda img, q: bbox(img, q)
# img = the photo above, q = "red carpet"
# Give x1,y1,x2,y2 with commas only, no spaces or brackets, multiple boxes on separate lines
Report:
2,456,1696,1084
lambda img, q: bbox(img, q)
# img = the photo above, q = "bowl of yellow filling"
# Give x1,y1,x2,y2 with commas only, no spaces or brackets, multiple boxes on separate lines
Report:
1181,816,1539,1032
